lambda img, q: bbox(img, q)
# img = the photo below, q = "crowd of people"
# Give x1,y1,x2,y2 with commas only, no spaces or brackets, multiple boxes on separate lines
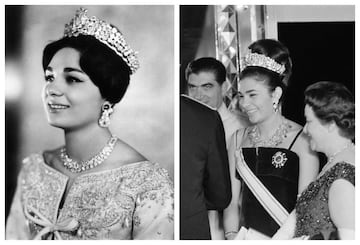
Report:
180,39,355,240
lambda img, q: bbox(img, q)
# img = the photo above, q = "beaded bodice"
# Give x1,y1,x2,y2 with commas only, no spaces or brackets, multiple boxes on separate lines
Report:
14,153,174,240
294,162,355,238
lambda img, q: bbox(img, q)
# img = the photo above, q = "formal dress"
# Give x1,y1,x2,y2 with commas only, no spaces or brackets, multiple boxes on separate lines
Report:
294,162,355,239
235,129,302,237
6,153,174,240
180,95,231,240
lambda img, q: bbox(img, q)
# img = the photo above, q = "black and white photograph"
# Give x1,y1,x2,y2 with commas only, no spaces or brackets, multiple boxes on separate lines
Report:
5,5,174,240
180,5,355,240
3,2,357,241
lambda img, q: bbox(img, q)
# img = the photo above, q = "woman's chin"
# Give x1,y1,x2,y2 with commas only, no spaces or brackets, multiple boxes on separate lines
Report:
48,122,66,129
310,140,318,152
46,118,68,129
248,115,259,124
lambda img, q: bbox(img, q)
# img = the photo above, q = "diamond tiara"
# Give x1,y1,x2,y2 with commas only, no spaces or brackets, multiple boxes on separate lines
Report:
241,52,285,75
64,8,139,74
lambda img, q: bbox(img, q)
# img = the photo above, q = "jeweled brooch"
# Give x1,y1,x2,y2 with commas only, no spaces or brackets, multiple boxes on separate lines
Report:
271,151,288,168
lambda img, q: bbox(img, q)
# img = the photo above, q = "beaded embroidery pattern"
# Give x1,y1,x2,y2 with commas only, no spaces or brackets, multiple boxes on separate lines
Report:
294,162,355,238
19,154,174,239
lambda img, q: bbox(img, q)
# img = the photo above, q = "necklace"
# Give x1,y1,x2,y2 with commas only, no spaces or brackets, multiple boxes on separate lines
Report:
318,141,355,176
248,119,291,147
60,135,118,173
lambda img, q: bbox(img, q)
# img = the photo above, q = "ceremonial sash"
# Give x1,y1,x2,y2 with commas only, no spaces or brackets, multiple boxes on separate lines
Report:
235,148,289,226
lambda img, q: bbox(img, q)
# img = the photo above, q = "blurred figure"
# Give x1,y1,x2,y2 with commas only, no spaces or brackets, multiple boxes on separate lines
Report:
273,81,355,240
223,39,319,239
6,8,173,240
185,57,248,147
185,57,247,239
180,95,231,239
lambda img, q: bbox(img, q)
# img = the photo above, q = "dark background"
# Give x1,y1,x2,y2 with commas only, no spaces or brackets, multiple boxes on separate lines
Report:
5,5,24,222
279,22,355,125
180,5,208,94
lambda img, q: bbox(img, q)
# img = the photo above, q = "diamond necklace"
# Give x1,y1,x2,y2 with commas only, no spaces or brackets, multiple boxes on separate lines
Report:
318,141,354,176
60,135,118,173
248,119,291,147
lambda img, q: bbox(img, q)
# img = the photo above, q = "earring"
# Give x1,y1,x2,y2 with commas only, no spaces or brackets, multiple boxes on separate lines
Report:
98,101,113,128
273,101,279,113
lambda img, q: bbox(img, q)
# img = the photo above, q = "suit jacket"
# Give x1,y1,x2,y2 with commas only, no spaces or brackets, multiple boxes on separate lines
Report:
180,95,231,240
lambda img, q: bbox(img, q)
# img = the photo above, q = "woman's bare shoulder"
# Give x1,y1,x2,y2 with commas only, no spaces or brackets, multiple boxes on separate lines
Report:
286,119,303,133
284,119,313,152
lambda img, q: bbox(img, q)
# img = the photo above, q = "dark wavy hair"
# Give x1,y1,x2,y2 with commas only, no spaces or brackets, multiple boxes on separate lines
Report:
304,81,355,140
240,39,293,104
42,35,131,104
185,57,226,85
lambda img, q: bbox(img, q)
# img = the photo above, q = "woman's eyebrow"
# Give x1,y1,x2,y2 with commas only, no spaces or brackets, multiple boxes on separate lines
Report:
244,89,257,93
64,67,84,73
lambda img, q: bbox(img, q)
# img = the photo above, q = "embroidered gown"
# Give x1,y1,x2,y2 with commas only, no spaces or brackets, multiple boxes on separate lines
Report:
294,162,355,239
6,153,174,240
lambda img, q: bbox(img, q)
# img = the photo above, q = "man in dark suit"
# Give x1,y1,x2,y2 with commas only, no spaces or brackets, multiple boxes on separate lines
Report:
180,95,232,239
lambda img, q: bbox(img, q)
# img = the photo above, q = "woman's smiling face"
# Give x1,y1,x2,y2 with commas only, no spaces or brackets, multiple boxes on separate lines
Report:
42,47,105,130
238,76,275,124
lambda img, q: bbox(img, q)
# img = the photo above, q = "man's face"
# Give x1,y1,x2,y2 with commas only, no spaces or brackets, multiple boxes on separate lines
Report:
187,71,223,109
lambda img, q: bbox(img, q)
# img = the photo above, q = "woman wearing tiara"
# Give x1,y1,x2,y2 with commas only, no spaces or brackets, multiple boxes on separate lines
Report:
6,8,173,240
273,81,355,240
223,39,319,239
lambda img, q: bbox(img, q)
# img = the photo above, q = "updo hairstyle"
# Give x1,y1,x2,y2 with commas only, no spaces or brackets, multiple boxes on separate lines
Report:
304,81,355,140
240,39,293,104
42,35,131,105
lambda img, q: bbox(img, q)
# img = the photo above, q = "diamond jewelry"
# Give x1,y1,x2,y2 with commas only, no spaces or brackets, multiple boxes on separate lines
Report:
248,119,291,147
64,8,139,74
241,52,286,74
98,101,113,128
318,141,355,176
273,101,279,113
272,151,288,168
60,135,118,173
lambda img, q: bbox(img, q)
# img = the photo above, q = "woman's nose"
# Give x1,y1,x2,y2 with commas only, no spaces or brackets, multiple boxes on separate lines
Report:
238,96,248,108
45,81,63,97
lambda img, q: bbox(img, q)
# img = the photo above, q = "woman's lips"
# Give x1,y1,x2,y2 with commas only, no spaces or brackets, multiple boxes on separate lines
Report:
47,102,70,112
246,109,257,115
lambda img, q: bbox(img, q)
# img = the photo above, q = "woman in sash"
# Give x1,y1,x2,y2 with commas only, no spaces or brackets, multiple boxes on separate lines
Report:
223,39,319,239
273,81,355,240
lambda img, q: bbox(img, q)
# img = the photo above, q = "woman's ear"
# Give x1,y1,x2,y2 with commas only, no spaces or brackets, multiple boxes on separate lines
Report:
272,86,283,104
327,121,337,133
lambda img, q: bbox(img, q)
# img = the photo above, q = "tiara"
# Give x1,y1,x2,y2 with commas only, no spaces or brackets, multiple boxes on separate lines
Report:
64,8,139,74
241,52,285,75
